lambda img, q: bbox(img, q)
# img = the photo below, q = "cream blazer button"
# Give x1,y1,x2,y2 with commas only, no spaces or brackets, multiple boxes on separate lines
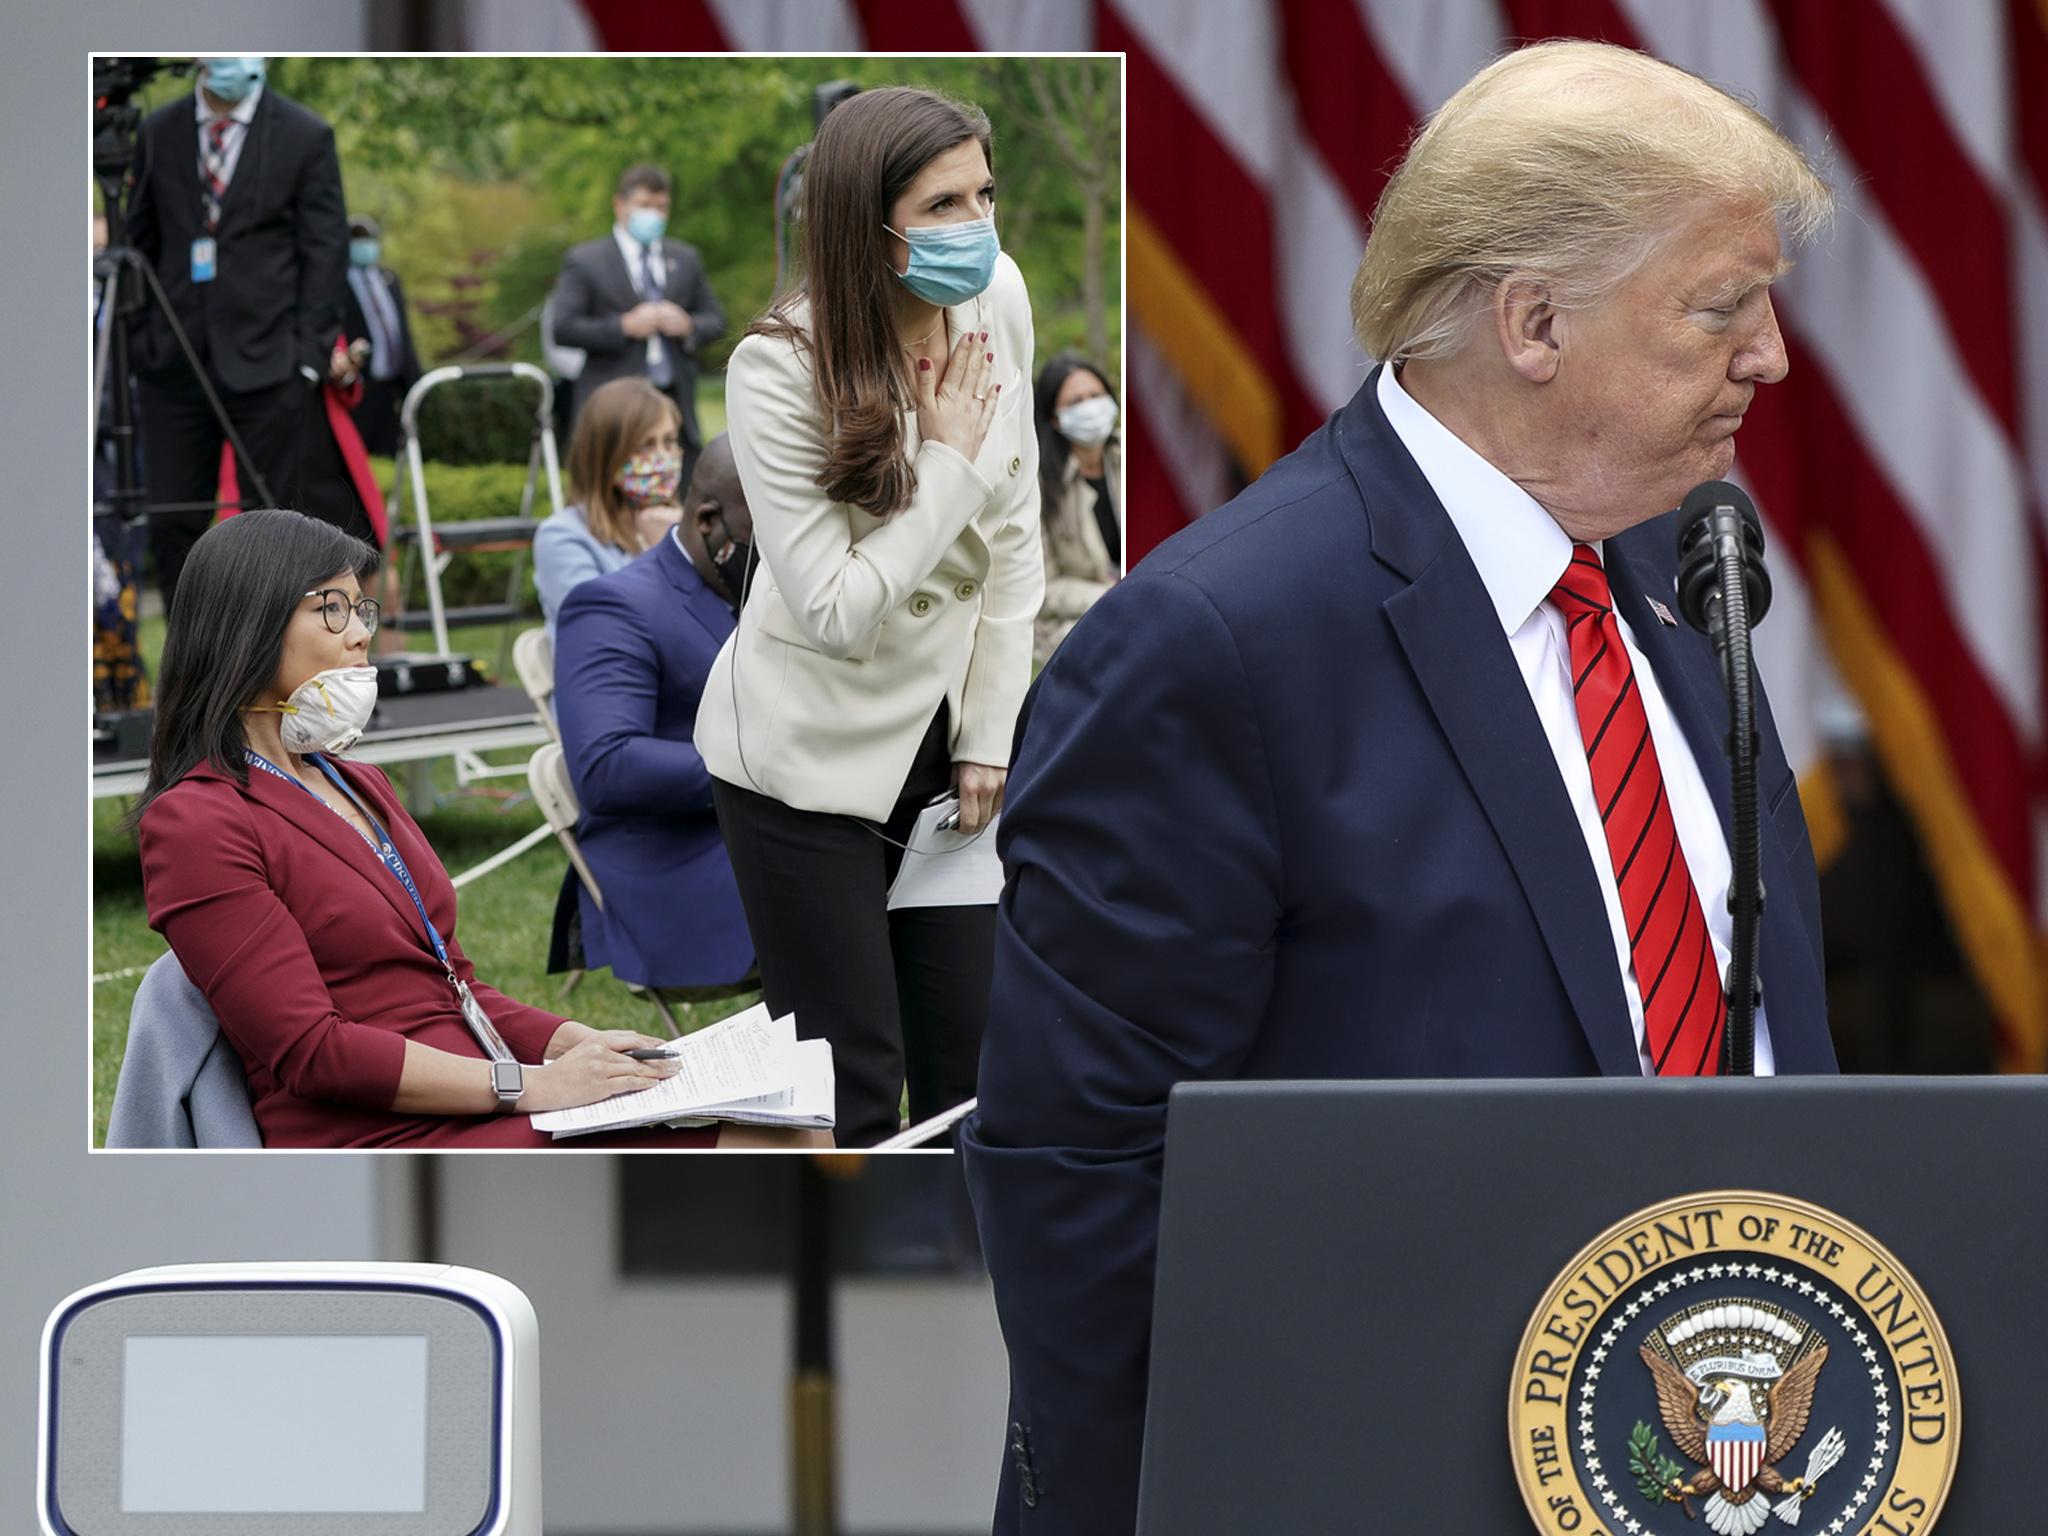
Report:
955,580,978,601
910,594,935,617
1008,455,1023,477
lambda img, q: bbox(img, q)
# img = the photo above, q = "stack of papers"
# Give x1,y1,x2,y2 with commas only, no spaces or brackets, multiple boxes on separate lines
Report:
529,1004,835,1139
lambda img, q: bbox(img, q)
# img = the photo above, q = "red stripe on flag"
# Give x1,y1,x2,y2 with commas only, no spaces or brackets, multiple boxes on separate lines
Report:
2013,0,2048,212
1277,0,1420,230
849,0,979,50
1107,9,1326,457
577,0,730,48
1764,0,2017,435
1123,396,1199,563
1494,0,1637,45
1739,363,2034,896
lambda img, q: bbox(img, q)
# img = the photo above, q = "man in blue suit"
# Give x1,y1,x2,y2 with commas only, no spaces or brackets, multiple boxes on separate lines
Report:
551,435,756,995
962,42,1841,1534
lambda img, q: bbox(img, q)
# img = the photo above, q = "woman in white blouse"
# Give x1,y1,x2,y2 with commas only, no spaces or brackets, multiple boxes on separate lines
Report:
695,86,1042,1146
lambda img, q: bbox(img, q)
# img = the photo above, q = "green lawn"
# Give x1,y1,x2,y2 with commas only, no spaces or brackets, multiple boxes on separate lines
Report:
92,615,756,1147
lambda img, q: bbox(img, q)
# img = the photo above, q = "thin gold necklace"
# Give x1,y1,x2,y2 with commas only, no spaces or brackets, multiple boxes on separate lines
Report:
901,310,944,350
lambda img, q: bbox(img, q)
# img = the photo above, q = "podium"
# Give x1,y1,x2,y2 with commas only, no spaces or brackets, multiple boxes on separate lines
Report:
1136,1077,2046,1534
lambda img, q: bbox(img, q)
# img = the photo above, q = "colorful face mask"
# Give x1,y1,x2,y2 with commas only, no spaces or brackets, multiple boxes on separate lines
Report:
616,447,682,508
247,665,380,755
884,214,1000,306
1056,395,1119,447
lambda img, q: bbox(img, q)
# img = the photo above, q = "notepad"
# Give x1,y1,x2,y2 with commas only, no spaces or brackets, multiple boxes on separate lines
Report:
530,1004,830,1138
885,801,1004,910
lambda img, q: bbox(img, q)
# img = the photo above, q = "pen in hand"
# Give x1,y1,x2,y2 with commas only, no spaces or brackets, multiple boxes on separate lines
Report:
626,1048,678,1061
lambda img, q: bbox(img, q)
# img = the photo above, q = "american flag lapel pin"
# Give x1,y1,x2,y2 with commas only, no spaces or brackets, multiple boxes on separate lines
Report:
1647,596,1678,627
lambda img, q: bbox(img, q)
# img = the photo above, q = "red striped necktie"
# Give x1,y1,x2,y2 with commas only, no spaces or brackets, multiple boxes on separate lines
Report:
1550,544,1725,1075
203,117,232,230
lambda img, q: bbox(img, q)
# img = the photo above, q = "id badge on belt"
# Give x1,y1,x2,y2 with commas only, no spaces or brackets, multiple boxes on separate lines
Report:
190,236,217,283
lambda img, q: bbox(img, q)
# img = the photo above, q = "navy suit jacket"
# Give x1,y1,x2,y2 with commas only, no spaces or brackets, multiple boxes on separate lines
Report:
553,233,724,449
552,533,753,990
959,369,1837,1534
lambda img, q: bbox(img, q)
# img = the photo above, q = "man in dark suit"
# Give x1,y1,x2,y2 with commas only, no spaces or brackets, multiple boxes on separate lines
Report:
338,214,421,458
549,434,756,996
124,57,348,617
551,163,724,486
960,41,1841,1534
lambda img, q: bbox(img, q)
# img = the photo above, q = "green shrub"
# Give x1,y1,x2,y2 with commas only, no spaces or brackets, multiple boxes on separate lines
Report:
370,457,548,612
407,374,556,466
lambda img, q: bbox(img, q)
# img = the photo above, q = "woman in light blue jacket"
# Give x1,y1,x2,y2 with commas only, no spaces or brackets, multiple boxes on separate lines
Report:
533,377,685,633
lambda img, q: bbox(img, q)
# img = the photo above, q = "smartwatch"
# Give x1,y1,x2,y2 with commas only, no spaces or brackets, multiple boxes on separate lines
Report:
489,1059,524,1112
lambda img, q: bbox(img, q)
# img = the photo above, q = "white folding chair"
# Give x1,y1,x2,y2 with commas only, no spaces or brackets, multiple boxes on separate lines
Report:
511,626,559,742
527,742,679,1038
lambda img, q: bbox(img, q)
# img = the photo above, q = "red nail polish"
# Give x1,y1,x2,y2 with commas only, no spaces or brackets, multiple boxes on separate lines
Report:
985,352,993,362
980,330,988,341
919,358,931,371
994,383,1002,393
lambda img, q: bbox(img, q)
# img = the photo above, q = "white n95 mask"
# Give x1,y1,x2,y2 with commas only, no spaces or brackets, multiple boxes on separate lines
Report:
1056,395,1119,447
253,665,381,755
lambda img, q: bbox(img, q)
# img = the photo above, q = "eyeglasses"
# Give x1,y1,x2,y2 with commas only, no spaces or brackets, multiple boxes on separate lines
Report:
305,589,381,637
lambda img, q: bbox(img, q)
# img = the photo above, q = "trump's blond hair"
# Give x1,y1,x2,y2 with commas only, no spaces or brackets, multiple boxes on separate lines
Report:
1351,40,1833,363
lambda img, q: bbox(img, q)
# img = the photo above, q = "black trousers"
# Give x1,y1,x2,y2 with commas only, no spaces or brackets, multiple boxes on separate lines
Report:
139,374,310,618
711,712,995,1148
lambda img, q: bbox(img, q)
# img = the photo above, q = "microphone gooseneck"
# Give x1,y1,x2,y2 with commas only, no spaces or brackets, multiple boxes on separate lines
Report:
1675,480,1768,1077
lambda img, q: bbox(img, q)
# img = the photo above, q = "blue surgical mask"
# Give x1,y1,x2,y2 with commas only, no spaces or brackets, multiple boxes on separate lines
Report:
204,57,266,104
885,215,1000,306
349,238,381,268
625,207,668,246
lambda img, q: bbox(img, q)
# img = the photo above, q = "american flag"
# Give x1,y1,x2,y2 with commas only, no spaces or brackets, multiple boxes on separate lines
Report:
469,0,2048,1071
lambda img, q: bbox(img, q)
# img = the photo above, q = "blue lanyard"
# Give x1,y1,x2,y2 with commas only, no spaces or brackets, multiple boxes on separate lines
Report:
246,750,519,1066
245,750,453,976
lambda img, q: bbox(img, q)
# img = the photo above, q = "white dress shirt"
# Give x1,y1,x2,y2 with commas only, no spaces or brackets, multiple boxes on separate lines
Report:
1377,364,1775,1075
612,224,668,376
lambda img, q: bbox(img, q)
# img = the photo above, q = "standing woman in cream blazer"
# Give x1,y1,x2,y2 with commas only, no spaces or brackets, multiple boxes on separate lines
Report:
695,87,1042,1147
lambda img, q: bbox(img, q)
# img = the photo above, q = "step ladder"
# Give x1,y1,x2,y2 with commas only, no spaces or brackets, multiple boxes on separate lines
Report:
389,361,563,793
389,361,564,668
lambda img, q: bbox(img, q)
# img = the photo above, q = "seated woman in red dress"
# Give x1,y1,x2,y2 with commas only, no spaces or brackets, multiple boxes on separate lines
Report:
134,508,799,1149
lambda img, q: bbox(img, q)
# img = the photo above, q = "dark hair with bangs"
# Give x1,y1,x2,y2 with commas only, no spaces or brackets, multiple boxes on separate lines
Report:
130,509,380,823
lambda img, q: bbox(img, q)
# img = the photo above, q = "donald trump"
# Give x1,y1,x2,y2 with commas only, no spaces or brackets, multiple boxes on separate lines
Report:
964,39,1840,1534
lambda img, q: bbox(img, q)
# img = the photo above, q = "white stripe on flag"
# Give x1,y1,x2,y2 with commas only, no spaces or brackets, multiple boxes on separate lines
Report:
706,0,861,50
1354,0,1507,117
1129,330,1237,528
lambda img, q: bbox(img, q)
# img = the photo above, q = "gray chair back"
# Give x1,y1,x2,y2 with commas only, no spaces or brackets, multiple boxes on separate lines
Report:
106,953,263,1149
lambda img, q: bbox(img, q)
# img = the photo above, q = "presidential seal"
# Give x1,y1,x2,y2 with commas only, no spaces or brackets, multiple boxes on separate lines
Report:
1510,1193,1958,1536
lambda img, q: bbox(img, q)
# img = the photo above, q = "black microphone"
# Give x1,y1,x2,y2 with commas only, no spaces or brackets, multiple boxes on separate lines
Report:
1673,479,1769,1077
1675,480,1771,643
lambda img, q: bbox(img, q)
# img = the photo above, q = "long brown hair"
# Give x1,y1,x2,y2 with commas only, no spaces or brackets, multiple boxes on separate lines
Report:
565,377,682,552
753,86,993,516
